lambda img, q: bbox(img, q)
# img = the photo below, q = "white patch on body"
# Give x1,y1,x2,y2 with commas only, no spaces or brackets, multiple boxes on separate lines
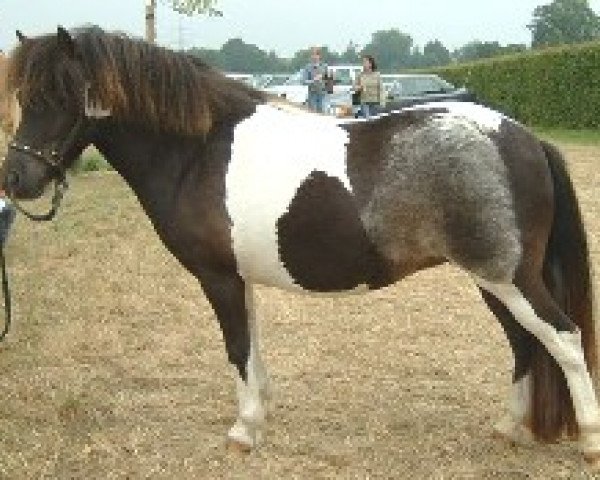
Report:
478,280,600,454
226,104,352,291
406,101,508,133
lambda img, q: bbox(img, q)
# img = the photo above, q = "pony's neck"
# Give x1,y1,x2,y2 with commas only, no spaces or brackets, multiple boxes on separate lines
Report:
92,122,204,216
89,118,238,275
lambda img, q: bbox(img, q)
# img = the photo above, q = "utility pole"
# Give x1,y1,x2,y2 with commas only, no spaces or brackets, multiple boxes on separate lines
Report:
145,0,157,43
178,15,184,50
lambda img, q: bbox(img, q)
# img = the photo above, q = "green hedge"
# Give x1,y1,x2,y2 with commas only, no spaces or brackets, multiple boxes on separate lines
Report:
72,147,111,173
428,42,600,128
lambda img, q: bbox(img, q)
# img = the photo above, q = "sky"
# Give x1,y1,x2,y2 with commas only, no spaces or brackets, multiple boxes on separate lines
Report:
2,0,600,56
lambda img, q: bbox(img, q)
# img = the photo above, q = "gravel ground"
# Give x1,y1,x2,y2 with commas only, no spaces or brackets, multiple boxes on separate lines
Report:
0,142,598,479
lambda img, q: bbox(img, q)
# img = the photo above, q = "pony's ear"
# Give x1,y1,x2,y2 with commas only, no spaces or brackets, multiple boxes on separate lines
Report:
16,30,27,43
57,26,75,58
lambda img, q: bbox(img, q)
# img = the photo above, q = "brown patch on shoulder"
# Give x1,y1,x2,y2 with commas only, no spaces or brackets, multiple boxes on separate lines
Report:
276,170,393,291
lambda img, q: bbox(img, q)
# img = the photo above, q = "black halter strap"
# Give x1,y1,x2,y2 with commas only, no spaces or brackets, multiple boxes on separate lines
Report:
6,115,86,221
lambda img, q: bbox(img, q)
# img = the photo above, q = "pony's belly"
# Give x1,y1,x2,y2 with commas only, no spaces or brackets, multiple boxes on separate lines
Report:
225,104,385,293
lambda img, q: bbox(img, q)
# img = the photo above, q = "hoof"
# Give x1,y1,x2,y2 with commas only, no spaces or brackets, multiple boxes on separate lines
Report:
583,451,600,471
227,420,261,453
492,416,534,446
226,438,253,454
580,424,600,468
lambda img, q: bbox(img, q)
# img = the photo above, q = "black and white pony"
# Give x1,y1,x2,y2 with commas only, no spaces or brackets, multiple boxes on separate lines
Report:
2,26,599,466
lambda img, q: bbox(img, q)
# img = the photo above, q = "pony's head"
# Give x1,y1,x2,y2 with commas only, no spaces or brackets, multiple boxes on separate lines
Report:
2,27,106,199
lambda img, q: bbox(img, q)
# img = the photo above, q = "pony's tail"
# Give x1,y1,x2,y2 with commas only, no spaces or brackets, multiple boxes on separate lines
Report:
529,140,597,441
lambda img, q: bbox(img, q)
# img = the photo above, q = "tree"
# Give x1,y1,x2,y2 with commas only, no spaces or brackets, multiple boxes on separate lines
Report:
289,48,311,71
361,29,413,72
145,0,221,43
422,40,451,67
220,38,273,73
289,46,339,71
502,43,528,55
189,40,287,73
528,0,600,48
453,40,504,62
189,47,224,69
338,41,361,64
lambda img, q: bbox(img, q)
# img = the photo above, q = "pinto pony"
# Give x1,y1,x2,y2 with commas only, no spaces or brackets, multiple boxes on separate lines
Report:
2,26,599,466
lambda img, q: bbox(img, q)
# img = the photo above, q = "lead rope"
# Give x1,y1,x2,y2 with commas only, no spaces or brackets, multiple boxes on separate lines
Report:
8,177,68,222
0,246,11,341
0,200,16,341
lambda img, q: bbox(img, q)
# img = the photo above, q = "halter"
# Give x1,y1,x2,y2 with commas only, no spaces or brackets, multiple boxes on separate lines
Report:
5,84,109,221
6,117,82,221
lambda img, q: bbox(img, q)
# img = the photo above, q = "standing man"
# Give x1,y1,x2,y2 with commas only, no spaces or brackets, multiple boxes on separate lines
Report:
303,47,328,113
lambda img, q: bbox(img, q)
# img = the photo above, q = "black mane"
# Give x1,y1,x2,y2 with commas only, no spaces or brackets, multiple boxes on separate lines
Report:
7,26,265,136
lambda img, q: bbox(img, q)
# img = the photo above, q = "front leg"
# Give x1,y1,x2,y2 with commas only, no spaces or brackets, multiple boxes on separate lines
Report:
199,271,268,451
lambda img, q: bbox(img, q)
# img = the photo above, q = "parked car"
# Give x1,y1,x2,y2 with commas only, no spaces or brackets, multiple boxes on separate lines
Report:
263,71,475,116
262,69,308,104
224,73,256,87
257,73,290,90
381,74,476,110
328,74,476,117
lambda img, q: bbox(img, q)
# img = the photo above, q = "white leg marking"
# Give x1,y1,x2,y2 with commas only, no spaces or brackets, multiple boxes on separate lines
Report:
479,281,600,454
227,285,269,449
245,287,270,399
512,373,531,422
494,373,534,444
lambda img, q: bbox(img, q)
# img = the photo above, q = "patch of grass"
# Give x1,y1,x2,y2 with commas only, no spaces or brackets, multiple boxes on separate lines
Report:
72,147,111,173
532,127,600,146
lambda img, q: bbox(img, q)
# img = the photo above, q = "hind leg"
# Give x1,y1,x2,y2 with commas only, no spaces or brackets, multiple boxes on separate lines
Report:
479,288,534,444
478,279,600,461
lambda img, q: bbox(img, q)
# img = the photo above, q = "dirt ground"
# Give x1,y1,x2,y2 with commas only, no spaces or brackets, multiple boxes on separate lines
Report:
0,142,598,479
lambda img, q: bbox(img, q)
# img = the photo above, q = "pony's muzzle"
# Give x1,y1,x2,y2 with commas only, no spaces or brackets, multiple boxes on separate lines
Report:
3,163,46,200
